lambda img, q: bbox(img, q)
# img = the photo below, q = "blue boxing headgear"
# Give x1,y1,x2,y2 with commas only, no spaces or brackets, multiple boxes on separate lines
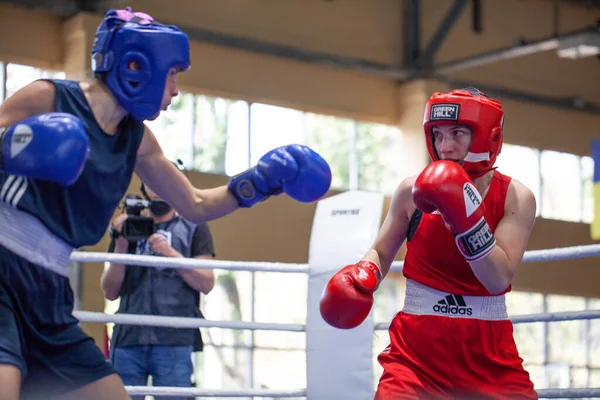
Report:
91,8,190,120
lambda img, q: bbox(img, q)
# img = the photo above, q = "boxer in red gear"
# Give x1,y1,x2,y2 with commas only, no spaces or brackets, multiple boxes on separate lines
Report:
320,87,538,399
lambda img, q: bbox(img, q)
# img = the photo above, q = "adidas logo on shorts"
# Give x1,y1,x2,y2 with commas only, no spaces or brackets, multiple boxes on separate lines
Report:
432,294,473,316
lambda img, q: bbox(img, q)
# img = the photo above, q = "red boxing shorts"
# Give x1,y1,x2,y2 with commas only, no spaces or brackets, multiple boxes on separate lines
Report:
375,279,537,400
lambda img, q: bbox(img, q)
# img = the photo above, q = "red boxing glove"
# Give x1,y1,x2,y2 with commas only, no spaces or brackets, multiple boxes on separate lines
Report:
412,160,496,262
319,260,382,329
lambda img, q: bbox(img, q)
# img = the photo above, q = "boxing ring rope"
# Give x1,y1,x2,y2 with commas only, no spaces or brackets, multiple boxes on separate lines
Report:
71,252,309,273
125,386,307,398
74,310,305,332
72,243,600,273
73,242,600,399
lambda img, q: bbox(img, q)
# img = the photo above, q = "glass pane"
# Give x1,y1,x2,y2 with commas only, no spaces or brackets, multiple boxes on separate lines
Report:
545,363,570,388
253,349,306,393
202,269,253,391
581,156,595,224
6,63,65,99
304,113,353,190
546,295,586,365
514,323,545,365
206,270,254,320
254,271,306,362
590,368,600,386
523,365,545,390
356,122,405,195
509,293,544,365
507,291,544,315
546,294,586,312
548,320,586,365
540,150,582,222
254,272,307,324
250,103,305,165
0,62,5,102
193,95,249,176
201,343,251,389
495,144,541,216
571,367,588,388
589,299,600,367
145,92,194,166
254,331,305,352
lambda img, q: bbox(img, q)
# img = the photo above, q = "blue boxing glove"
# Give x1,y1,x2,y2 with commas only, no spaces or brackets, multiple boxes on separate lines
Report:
0,113,89,186
228,144,331,208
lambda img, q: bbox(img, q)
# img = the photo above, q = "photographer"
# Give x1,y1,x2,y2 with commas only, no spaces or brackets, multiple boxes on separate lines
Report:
101,183,215,400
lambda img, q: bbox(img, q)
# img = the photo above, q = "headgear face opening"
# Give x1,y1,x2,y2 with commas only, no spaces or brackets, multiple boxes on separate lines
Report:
91,7,191,121
423,87,504,178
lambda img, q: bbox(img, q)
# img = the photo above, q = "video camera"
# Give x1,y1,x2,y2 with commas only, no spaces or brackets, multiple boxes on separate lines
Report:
122,197,156,242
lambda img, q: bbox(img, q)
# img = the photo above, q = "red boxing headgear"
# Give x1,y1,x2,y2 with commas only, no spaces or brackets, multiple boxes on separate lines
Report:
423,88,504,178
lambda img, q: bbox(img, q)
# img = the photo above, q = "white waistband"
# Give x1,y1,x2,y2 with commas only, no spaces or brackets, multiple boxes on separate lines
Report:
402,279,508,321
0,201,73,276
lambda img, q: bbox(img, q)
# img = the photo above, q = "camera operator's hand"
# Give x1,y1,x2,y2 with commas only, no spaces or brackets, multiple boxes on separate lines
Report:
147,233,181,258
111,214,130,252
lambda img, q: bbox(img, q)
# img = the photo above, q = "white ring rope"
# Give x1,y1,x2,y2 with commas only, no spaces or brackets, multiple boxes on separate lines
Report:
374,309,600,331
125,386,306,398
537,387,600,398
522,244,600,263
510,309,600,324
70,244,600,274
70,252,309,273
73,244,600,398
74,311,305,332
121,386,600,398
389,243,600,272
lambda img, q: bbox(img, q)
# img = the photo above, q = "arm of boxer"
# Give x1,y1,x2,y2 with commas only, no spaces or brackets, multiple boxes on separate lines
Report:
468,180,536,294
364,176,415,277
0,80,87,185
0,113,89,185
136,127,332,222
0,80,55,127
227,144,331,208
413,160,495,262
135,126,239,223
178,255,215,295
320,177,413,329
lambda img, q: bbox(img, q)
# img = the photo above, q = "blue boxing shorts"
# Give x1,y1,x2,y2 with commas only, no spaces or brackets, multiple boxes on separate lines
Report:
0,244,116,398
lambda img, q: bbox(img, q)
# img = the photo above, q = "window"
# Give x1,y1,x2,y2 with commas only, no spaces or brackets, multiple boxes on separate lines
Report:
589,299,600,368
496,144,541,216
253,349,306,390
357,122,405,194
194,96,249,176
0,62,5,102
250,103,306,164
496,143,593,223
5,63,65,99
507,292,545,365
540,150,582,222
201,270,254,389
145,92,194,167
581,156,595,224
304,113,354,190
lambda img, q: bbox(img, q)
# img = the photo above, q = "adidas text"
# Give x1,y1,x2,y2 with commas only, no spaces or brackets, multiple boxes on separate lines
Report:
432,304,473,316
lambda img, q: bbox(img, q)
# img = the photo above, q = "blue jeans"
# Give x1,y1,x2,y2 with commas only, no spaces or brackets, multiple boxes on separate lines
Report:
111,345,194,400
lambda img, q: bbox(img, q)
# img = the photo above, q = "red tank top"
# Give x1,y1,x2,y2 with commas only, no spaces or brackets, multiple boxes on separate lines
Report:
403,170,512,296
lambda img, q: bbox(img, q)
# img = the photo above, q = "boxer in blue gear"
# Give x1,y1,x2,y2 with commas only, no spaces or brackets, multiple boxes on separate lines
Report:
0,7,331,400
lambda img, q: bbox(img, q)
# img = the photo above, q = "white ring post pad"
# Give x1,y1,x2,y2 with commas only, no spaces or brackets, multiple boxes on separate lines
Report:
306,191,384,400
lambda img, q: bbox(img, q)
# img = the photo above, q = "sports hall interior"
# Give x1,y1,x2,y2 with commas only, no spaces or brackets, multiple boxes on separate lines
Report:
0,0,599,393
